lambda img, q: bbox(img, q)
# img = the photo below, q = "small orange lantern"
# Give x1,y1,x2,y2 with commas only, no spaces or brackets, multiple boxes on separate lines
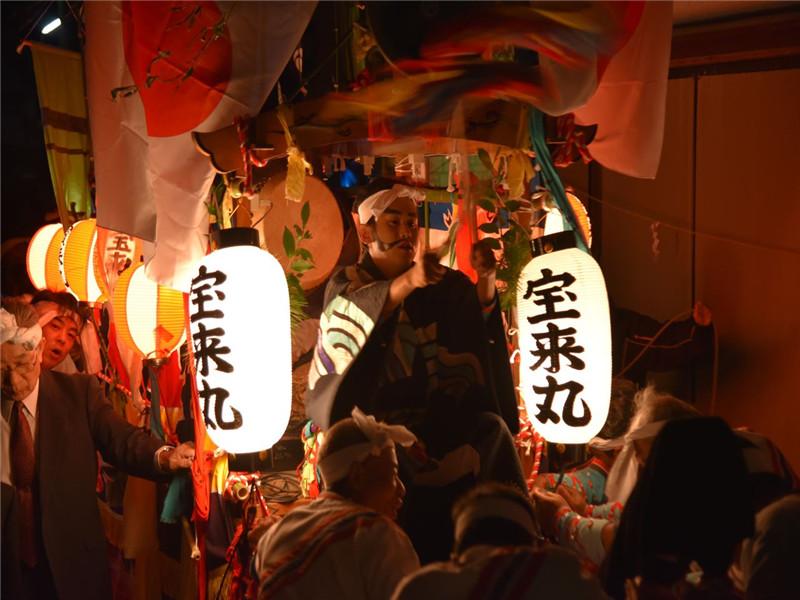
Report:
59,218,107,304
111,263,186,361
26,223,66,291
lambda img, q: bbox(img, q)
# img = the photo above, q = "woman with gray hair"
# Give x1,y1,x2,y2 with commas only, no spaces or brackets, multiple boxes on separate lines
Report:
533,386,701,568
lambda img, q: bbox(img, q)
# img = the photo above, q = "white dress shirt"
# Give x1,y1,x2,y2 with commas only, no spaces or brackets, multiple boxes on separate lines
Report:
1,380,39,485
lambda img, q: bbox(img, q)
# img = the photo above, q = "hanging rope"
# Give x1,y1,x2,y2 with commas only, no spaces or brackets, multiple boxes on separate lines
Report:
569,184,800,258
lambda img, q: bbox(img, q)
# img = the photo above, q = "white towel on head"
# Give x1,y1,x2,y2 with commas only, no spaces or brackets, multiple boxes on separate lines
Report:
357,184,426,225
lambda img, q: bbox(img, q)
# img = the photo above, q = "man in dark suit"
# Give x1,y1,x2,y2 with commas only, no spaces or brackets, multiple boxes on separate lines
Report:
1,298,194,600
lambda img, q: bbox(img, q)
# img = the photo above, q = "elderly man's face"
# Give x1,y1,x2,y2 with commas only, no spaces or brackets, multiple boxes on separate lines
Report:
351,446,406,520
1,341,42,401
34,302,80,369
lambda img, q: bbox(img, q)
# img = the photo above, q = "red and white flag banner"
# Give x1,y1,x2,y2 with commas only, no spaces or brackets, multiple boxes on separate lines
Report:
574,1,673,179
85,1,316,290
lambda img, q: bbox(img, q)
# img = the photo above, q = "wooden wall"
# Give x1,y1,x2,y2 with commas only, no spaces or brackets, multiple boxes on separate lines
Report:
579,68,800,466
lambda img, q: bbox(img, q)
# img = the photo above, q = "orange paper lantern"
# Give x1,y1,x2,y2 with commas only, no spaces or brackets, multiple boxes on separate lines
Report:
26,223,66,291
111,263,186,360
59,218,108,304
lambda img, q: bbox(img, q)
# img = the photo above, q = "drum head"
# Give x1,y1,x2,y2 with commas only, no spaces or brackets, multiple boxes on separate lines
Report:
258,175,344,290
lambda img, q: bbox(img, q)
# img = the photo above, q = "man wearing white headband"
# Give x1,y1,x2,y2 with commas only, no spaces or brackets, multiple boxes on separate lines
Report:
31,290,84,373
0,299,194,600
306,179,523,559
255,408,420,600
393,482,607,600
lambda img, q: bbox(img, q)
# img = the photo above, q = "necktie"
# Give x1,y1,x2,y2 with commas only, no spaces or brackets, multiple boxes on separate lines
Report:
10,400,37,567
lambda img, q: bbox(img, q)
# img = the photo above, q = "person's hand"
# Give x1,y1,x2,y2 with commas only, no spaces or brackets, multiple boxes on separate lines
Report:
692,301,712,326
159,442,195,472
556,483,587,516
470,239,497,280
530,474,550,490
532,487,569,538
407,251,446,289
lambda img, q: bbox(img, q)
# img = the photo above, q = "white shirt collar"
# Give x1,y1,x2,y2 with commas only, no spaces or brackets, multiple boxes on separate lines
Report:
21,379,39,419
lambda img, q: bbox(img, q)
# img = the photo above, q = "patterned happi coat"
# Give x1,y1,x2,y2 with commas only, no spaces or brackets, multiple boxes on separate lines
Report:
306,254,518,443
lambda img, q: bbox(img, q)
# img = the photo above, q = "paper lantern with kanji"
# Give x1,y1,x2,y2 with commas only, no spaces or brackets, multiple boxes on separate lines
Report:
517,231,611,444
27,223,67,292
188,234,291,454
59,218,108,304
96,227,143,292
112,263,186,361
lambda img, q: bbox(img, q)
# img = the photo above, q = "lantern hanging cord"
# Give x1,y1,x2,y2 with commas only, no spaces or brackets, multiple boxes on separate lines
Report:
569,185,800,257
613,305,719,416
288,26,355,104
614,310,692,379
251,202,273,230
16,0,54,54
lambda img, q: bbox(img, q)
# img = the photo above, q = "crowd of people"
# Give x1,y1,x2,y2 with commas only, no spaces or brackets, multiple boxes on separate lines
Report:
2,181,797,599
250,395,797,600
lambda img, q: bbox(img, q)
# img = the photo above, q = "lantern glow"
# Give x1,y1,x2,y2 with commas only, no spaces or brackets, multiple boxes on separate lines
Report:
189,244,292,454
543,192,592,248
111,264,186,360
517,233,611,444
59,218,108,304
26,223,66,291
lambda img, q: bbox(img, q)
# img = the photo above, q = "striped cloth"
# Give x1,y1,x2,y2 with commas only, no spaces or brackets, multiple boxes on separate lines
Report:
255,493,419,600
392,544,607,600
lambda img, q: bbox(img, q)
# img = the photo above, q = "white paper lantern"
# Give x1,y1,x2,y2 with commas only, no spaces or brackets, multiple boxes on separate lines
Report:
188,241,291,454
517,232,611,444
26,223,66,291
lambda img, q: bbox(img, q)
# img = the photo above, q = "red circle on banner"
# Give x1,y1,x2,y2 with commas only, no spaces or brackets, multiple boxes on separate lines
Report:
122,1,232,137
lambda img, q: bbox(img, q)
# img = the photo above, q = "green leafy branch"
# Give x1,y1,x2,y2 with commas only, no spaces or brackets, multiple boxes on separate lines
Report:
474,148,532,310
283,200,315,329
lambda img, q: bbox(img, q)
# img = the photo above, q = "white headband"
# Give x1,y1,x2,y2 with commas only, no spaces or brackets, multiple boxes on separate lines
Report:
589,419,670,451
0,308,42,351
357,184,426,225
37,309,59,327
33,301,82,330
317,407,417,486
454,496,538,542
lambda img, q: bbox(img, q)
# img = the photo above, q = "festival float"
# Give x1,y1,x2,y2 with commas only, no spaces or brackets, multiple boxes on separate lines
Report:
12,0,776,597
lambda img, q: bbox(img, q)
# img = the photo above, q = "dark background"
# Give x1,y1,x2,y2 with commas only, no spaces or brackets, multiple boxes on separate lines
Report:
2,1,81,243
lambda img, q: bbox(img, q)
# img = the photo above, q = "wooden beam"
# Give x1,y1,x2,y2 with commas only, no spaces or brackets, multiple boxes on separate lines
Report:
670,8,800,69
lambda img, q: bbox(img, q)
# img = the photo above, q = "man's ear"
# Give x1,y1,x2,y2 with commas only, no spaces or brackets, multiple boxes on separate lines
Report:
34,338,45,362
347,461,370,499
354,221,374,247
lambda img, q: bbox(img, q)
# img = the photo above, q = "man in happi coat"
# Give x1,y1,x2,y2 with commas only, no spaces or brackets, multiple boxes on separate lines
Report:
305,182,525,560
255,408,420,600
